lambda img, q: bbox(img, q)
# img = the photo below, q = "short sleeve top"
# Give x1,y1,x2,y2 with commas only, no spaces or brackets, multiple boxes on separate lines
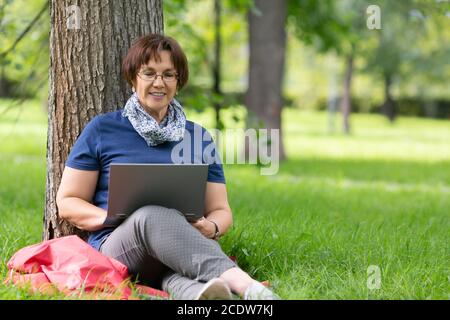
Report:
66,110,225,250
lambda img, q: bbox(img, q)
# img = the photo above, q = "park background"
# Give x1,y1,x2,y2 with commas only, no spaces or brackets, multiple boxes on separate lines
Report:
0,0,449,299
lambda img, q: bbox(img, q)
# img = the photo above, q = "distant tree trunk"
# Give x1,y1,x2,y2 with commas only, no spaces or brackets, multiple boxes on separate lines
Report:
245,0,286,161
213,0,223,132
327,61,339,134
43,0,163,241
341,51,354,135
0,65,7,97
381,73,395,122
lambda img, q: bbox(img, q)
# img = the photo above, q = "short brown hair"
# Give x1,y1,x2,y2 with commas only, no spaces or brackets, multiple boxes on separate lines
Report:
122,33,189,90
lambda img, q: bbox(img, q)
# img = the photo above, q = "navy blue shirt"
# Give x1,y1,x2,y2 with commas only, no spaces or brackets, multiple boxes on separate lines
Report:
65,109,225,250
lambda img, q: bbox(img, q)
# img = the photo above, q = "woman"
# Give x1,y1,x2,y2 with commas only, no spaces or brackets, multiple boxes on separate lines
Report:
56,33,278,300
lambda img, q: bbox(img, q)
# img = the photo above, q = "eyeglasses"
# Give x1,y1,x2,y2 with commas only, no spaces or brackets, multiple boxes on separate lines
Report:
137,70,178,83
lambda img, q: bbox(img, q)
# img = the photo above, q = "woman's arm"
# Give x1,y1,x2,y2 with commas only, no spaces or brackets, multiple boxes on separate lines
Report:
56,167,107,231
191,182,233,239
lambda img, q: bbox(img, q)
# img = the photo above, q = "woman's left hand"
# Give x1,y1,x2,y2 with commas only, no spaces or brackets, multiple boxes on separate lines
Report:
190,217,215,239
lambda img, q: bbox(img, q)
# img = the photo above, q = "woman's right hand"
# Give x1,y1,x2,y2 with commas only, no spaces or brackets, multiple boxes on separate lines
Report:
190,217,216,239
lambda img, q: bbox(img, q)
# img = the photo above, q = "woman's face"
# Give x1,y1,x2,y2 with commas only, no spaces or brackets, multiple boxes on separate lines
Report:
133,50,178,122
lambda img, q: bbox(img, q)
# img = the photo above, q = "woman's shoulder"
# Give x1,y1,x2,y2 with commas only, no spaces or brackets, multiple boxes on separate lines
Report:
184,120,218,145
81,110,128,135
185,120,210,133
86,109,126,129
95,109,124,122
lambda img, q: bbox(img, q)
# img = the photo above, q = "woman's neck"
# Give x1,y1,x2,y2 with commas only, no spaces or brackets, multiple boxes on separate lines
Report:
144,106,168,124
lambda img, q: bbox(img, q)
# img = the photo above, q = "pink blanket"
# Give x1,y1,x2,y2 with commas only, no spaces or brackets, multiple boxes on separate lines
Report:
4,235,169,299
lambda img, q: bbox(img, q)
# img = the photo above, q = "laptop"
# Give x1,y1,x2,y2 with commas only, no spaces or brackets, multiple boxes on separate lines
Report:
104,163,209,226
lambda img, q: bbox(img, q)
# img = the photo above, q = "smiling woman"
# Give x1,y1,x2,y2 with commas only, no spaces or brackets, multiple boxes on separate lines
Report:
122,35,188,123
55,33,279,300
133,51,179,122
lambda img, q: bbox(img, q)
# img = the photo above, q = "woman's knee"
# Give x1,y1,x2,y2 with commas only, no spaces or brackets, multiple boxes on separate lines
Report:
128,205,185,228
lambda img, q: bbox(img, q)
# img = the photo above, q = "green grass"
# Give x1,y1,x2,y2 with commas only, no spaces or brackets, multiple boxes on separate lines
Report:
1,99,449,299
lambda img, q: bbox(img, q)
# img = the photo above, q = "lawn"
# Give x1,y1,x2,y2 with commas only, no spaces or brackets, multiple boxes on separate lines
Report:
0,99,449,299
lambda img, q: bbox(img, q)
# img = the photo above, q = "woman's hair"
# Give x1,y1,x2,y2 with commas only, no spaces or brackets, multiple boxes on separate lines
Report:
122,33,189,90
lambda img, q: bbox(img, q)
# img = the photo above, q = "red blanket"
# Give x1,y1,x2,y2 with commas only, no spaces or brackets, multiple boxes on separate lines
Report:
4,235,169,299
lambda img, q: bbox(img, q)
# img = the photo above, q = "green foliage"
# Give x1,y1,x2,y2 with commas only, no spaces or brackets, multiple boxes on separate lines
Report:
313,95,450,119
0,0,49,99
363,1,428,79
395,98,450,119
286,0,450,114
164,0,249,115
287,0,349,53
223,0,254,13
314,96,377,114
0,0,448,116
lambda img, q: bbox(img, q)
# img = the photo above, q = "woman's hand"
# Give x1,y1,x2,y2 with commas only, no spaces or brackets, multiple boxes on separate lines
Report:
190,217,216,239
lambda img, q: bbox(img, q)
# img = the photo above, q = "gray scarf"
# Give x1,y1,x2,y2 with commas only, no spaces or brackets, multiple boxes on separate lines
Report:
122,92,186,147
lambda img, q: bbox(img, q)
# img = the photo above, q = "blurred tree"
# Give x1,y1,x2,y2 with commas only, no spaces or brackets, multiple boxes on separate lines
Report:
0,0,12,97
0,0,49,99
246,0,287,161
287,0,348,52
164,0,250,133
364,0,426,122
164,0,221,126
331,0,372,134
44,0,163,240
212,0,224,131
289,0,372,134
347,0,450,121
244,0,347,158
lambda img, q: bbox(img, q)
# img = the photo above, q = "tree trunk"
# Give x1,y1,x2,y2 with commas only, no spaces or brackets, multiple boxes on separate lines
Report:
0,65,7,97
245,0,287,161
213,0,223,132
381,73,395,122
43,0,163,241
341,51,354,135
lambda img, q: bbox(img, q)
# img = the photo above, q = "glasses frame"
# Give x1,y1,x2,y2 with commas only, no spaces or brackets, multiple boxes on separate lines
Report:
137,70,179,83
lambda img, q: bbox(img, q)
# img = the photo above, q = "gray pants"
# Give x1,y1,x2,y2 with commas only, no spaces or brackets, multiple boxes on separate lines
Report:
99,205,236,299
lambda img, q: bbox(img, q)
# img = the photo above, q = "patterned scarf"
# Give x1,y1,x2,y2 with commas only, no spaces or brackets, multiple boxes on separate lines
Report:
122,92,186,147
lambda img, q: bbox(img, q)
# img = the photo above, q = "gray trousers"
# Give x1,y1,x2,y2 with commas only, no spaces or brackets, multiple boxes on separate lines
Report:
99,205,237,299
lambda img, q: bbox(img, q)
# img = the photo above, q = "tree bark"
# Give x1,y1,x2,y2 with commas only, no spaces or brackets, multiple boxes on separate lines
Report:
381,73,395,122
341,51,354,135
245,0,287,161
43,0,163,241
